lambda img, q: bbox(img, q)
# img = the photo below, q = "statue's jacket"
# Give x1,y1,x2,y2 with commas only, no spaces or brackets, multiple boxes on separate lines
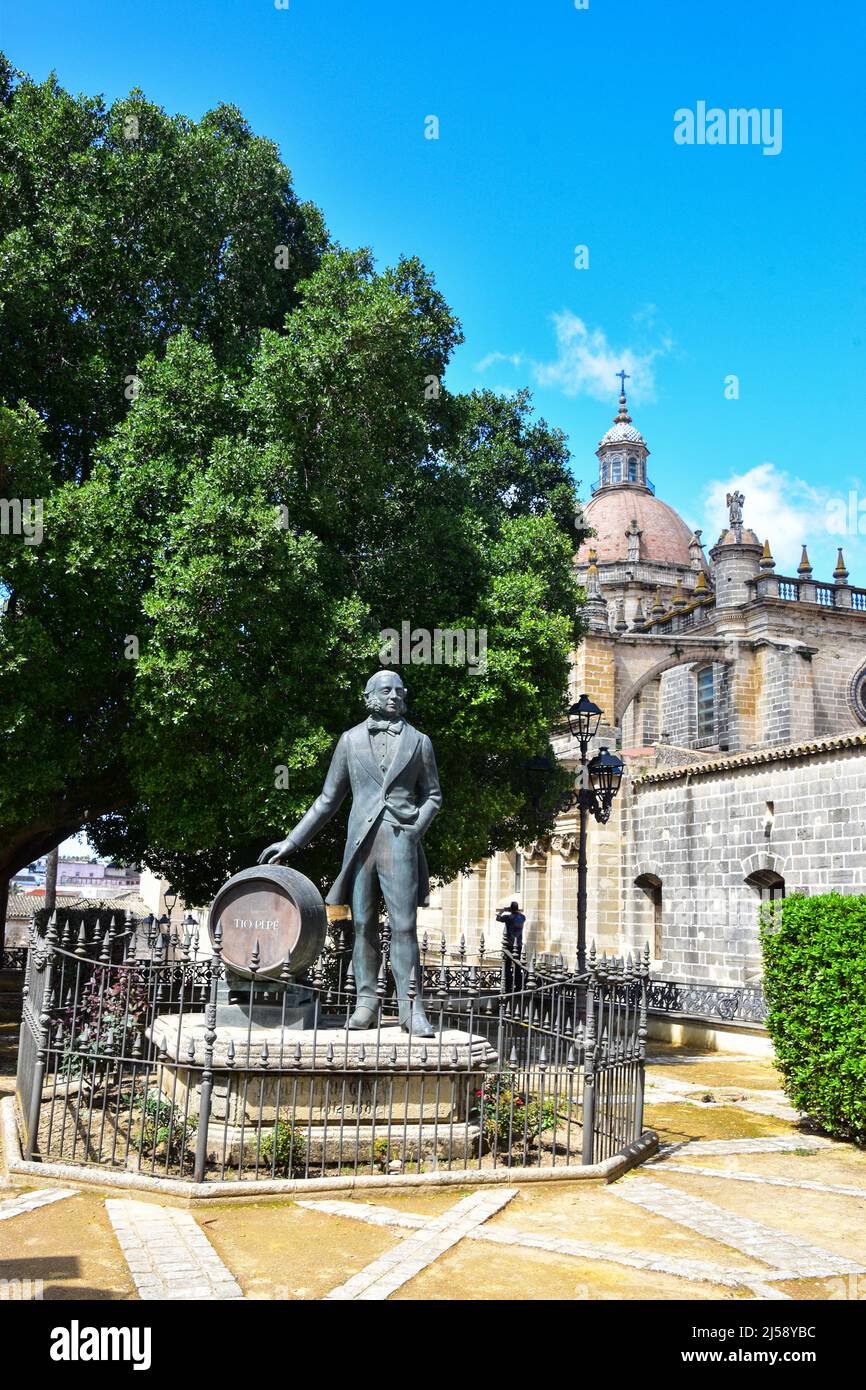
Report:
286,719,443,906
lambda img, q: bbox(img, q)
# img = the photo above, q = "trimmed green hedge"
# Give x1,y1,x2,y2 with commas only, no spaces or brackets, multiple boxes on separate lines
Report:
761,892,866,1143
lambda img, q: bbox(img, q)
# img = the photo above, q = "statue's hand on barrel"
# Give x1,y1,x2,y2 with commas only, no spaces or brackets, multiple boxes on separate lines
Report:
257,837,295,866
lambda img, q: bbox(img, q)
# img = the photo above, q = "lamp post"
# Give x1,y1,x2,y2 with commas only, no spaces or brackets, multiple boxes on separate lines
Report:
559,695,625,974
163,885,178,923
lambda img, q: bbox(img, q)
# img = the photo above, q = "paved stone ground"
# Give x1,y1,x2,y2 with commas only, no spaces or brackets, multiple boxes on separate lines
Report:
0,1187,77,1222
105,1200,244,1301
323,1188,517,1300
2,1040,865,1300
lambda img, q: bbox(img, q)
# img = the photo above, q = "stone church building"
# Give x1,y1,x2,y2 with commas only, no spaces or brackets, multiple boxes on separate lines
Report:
421,388,866,990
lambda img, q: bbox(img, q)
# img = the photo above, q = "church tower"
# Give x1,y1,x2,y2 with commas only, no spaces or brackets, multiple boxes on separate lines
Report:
594,371,652,494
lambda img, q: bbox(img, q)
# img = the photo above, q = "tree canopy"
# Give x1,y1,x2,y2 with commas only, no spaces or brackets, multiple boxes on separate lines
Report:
0,58,587,915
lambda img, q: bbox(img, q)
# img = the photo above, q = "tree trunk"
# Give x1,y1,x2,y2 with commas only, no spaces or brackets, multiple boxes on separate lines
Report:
0,873,8,958
44,847,59,919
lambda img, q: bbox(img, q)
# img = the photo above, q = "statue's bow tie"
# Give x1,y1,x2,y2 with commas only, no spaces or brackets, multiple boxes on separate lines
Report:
368,718,403,735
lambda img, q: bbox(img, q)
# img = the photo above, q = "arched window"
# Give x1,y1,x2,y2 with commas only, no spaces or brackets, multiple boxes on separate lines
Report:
745,869,785,903
853,668,866,724
745,869,785,928
612,457,622,483
696,666,715,741
627,455,638,481
635,873,663,959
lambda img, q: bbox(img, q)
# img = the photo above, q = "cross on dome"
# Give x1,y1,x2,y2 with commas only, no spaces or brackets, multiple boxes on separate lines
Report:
596,381,649,473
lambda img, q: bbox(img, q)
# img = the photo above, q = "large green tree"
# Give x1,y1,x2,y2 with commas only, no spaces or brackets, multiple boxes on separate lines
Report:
0,54,325,485
0,61,586,935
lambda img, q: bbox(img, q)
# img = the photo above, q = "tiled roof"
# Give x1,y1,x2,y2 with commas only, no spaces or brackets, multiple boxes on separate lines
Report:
5,890,150,922
598,421,646,446
576,487,702,568
634,730,866,786
7,893,40,920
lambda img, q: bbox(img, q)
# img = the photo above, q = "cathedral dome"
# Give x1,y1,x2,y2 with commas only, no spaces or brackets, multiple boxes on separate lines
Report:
576,487,700,567
577,380,703,569
598,420,646,447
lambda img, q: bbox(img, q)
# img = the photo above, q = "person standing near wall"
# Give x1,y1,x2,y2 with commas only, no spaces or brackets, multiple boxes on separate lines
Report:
496,900,526,993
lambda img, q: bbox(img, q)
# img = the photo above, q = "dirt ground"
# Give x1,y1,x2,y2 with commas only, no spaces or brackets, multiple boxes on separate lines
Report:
2,1020,864,1301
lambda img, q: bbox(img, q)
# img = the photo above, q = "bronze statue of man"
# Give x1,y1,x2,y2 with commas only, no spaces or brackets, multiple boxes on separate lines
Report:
258,671,442,1037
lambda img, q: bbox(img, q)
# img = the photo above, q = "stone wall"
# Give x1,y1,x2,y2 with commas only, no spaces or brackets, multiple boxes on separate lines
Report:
625,739,866,987
659,665,695,746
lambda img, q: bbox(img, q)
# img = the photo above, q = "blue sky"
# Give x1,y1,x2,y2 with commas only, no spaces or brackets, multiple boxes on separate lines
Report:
4,0,866,579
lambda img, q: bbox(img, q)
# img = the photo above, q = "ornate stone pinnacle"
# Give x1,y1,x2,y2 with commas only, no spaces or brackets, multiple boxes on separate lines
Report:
797,544,813,577
760,538,775,571
585,549,603,603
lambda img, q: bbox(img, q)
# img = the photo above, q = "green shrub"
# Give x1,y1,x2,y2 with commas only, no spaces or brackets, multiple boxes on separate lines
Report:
260,1121,306,1176
138,1094,197,1164
475,1073,557,1149
761,892,866,1143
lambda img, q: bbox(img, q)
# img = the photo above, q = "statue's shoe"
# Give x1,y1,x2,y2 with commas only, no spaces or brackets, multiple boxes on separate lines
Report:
400,1011,435,1039
348,1004,379,1030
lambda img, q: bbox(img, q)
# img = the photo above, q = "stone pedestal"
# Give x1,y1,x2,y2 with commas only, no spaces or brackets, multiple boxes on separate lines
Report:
214,974,314,1030
147,1015,498,1166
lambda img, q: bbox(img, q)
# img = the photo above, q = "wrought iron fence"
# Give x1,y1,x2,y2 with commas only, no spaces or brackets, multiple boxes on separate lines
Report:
647,976,768,1025
15,915,649,1182
1,947,28,972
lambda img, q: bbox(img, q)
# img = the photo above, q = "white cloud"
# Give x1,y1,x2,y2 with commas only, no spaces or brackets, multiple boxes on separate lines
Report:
702,463,866,575
474,351,525,373
532,311,670,404
632,303,659,328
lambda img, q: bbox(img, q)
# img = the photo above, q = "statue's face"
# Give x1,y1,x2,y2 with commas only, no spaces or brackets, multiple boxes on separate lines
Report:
366,671,406,718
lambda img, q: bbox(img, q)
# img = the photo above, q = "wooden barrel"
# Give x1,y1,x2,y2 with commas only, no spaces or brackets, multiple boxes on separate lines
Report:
208,865,327,980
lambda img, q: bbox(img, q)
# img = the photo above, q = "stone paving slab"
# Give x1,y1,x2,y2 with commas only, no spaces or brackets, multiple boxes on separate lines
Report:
470,1226,785,1293
646,1054,766,1066
296,1198,425,1230
656,1136,833,1159
0,1188,77,1221
105,1200,244,1300
615,1178,865,1278
659,1163,866,1199
324,1188,517,1300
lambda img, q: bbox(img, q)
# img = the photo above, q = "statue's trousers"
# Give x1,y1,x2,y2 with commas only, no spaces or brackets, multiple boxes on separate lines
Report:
350,820,423,1019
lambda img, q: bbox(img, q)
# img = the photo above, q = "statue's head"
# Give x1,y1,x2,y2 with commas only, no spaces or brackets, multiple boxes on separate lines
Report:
364,669,407,718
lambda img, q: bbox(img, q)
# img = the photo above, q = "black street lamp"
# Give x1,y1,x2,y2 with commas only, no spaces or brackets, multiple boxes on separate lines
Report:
163,885,178,921
561,695,625,974
567,693,603,758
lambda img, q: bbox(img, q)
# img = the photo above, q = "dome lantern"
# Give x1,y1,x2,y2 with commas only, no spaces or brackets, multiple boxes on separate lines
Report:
594,373,651,493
